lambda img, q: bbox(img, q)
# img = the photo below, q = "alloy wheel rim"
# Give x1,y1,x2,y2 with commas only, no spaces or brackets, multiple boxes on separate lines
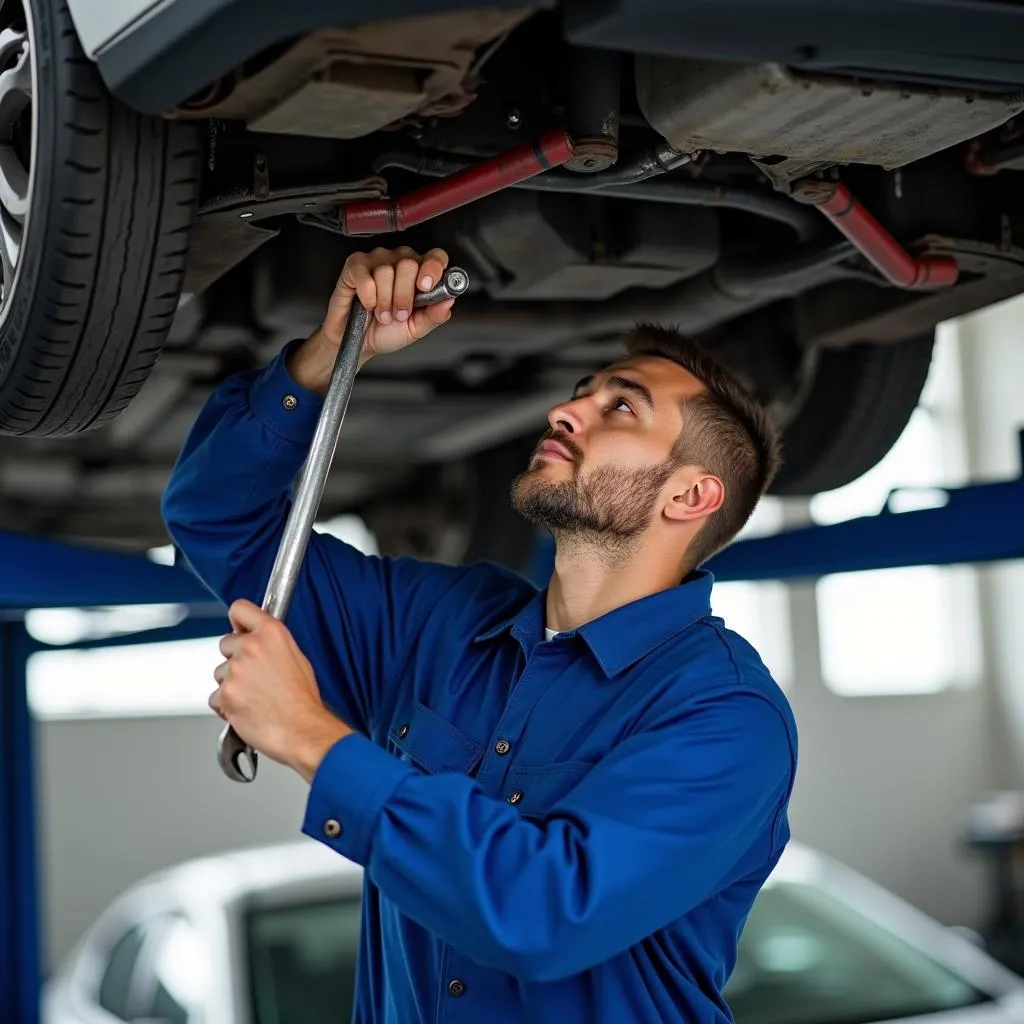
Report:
0,0,35,328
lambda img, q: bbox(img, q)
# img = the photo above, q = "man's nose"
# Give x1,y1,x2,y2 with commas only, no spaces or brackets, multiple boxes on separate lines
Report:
547,397,585,436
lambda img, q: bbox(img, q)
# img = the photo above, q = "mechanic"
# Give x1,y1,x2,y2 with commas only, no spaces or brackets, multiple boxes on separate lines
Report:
162,245,798,1024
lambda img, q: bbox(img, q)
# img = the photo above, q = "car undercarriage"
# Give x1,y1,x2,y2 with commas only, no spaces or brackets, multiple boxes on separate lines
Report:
1,1,1023,563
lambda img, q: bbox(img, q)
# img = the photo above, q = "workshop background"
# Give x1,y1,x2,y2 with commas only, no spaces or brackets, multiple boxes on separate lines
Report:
9,291,1022,1000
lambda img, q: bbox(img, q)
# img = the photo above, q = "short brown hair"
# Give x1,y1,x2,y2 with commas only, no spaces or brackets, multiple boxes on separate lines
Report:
624,323,782,568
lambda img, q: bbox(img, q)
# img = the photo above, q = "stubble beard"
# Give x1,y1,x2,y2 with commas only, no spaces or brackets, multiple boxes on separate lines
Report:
510,455,675,554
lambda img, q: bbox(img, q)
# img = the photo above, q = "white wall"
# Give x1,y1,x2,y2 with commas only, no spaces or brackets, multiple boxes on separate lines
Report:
956,294,1024,785
782,582,993,929
35,714,309,973
773,310,1024,931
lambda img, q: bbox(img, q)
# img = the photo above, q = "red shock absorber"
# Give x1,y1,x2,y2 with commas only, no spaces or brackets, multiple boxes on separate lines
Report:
792,180,959,289
340,129,576,236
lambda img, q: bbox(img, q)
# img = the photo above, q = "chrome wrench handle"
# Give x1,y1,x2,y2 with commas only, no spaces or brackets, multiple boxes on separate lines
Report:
218,266,470,782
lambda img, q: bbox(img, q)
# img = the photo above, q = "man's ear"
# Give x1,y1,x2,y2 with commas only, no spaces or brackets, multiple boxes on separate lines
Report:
663,470,725,524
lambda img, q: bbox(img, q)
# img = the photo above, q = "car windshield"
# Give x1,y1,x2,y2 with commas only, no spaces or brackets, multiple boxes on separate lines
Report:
244,878,989,1024
246,895,362,1024
725,879,990,1024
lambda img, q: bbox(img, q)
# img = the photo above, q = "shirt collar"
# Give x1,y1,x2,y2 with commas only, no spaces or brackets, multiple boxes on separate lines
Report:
473,571,715,677
473,587,547,647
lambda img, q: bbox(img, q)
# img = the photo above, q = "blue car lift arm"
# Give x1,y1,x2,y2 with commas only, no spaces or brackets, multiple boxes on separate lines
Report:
708,430,1024,581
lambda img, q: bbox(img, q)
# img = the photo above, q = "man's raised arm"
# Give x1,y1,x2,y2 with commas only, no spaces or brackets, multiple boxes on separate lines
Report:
161,247,459,735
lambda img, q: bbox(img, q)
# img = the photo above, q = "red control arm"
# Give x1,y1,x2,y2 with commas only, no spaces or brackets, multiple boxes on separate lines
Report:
340,129,576,236
793,180,958,289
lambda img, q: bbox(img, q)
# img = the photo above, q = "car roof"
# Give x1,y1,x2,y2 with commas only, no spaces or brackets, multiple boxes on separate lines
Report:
140,836,363,905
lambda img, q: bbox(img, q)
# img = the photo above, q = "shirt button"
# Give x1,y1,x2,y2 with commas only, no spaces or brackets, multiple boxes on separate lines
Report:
282,394,298,411
324,819,343,838
448,979,466,997
397,723,409,738
508,790,523,804
495,739,511,756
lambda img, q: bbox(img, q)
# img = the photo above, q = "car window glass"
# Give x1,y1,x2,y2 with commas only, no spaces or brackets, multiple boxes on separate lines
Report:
134,916,209,1024
725,880,988,1024
98,924,147,1019
247,896,362,1024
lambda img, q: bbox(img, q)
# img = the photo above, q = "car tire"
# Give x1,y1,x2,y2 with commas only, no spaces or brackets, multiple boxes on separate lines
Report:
769,331,936,496
0,0,201,437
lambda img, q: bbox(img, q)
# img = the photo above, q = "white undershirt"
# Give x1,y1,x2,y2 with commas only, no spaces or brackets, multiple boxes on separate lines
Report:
545,627,558,642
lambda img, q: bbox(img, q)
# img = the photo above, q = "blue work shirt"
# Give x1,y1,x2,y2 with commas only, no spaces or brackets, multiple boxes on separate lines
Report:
162,342,799,1024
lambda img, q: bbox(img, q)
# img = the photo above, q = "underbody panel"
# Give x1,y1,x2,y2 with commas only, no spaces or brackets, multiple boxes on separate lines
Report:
14,0,1024,550
69,0,1024,115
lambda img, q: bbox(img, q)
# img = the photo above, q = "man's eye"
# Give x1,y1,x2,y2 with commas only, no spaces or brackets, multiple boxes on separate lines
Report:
614,398,633,414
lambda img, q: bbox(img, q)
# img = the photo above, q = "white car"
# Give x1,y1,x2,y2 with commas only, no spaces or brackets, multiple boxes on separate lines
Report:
42,840,1024,1024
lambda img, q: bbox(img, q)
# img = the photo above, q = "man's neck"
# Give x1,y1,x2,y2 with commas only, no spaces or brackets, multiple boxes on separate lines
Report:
545,535,686,633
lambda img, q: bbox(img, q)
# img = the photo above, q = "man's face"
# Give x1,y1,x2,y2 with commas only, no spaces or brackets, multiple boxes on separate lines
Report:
511,356,705,543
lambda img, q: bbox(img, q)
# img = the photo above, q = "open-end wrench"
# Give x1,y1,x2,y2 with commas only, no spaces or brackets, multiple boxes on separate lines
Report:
218,265,471,783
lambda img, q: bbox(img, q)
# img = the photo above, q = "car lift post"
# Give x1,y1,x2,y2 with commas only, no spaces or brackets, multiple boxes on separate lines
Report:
0,618,40,1024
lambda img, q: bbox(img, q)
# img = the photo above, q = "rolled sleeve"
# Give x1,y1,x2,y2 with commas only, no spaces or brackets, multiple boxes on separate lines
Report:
302,733,416,864
249,339,325,444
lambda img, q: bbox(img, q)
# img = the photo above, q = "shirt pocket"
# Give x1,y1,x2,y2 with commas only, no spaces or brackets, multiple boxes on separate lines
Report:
505,761,591,822
387,701,482,775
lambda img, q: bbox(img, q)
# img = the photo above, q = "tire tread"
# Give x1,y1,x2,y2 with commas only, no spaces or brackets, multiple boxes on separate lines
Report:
0,0,200,436
770,333,936,496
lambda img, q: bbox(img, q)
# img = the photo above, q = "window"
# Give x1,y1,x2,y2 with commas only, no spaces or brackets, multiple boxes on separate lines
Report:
711,497,794,688
98,925,147,1019
247,896,363,1024
26,516,378,719
725,878,988,1024
28,636,229,719
809,324,982,696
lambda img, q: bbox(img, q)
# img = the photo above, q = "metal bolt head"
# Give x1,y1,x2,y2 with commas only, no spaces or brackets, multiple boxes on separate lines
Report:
324,819,342,838
495,739,511,756
506,108,521,129
282,394,298,411
445,267,469,294
448,979,466,998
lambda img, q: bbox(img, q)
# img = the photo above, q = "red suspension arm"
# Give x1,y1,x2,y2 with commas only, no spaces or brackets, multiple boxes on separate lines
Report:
792,180,958,289
340,129,576,236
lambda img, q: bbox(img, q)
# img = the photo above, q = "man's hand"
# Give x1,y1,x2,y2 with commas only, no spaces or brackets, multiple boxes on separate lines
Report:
210,599,354,783
289,246,455,394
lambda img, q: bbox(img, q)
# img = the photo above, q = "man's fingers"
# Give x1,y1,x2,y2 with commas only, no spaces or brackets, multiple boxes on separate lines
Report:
218,632,243,659
418,248,449,291
393,257,420,322
373,263,395,325
340,257,377,312
407,297,455,341
213,659,230,684
209,688,224,718
227,598,268,634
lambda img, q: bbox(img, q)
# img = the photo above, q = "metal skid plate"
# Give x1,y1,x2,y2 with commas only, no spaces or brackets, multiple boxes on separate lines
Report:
636,56,1024,188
